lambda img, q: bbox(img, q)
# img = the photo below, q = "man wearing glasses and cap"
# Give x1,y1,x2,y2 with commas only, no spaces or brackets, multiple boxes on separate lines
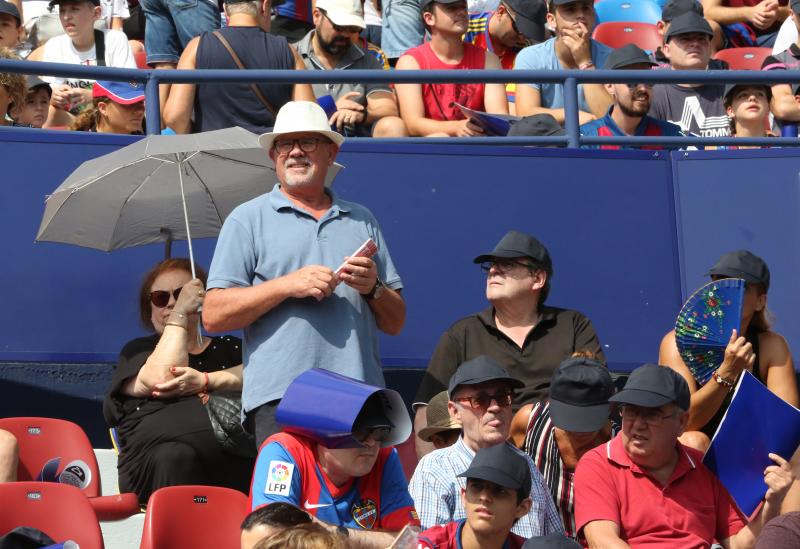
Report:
414,230,603,457
574,363,794,548
249,371,419,547
409,355,563,538
417,444,536,549
579,44,684,149
204,101,406,447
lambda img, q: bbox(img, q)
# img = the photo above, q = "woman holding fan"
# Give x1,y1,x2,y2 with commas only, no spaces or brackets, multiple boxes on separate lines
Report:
658,250,798,452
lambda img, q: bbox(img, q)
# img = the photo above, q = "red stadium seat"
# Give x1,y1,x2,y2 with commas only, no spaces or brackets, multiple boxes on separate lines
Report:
0,481,104,549
395,434,418,481
593,22,662,53
713,47,772,70
0,417,139,521
139,485,249,549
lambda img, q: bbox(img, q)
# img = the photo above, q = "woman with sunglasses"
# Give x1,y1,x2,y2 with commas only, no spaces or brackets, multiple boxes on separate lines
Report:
103,258,252,505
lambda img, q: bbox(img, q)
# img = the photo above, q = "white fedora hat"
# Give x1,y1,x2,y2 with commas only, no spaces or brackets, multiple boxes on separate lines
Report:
316,0,365,29
258,101,345,152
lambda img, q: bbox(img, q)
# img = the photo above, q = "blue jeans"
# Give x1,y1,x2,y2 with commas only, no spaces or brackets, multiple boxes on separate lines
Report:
381,0,423,59
141,0,220,64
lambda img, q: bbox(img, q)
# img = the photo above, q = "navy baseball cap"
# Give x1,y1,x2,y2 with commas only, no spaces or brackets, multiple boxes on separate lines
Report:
448,355,524,396
523,536,582,549
548,356,614,433
661,0,703,22
604,44,658,70
93,81,145,104
458,443,532,496
0,0,20,24
707,250,770,290
420,0,463,10
609,363,690,410
664,11,713,42
474,230,552,271
723,83,772,108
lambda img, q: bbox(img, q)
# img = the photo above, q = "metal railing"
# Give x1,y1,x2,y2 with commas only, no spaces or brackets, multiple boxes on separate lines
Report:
2,58,800,148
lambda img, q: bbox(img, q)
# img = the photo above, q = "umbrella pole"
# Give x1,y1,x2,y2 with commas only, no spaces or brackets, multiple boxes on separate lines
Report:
177,155,204,347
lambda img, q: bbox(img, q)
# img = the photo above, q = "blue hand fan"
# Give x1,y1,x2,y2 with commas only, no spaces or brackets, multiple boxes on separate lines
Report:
675,278,745,385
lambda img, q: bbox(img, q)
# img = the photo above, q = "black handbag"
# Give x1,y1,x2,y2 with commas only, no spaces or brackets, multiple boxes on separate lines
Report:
205,391,257,459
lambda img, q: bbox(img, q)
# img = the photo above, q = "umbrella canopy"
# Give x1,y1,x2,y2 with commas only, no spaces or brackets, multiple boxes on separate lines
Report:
35,127,342,251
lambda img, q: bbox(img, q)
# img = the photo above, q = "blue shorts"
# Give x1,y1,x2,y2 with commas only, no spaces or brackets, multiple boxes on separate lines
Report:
381,0,424,59
141,0,220,64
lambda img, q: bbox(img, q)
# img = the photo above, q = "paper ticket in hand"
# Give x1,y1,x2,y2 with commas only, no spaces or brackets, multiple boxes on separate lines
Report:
335,238,378,276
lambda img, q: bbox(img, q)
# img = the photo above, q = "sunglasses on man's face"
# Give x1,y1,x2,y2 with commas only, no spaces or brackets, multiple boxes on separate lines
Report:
353,426,392,445
149,286,183,308
454,390,514,411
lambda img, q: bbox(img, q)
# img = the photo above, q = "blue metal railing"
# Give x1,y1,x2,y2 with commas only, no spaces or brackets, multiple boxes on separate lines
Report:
2,58,800,147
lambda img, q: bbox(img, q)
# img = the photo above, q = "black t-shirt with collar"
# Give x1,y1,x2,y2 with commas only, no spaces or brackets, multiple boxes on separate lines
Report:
414,306,605,408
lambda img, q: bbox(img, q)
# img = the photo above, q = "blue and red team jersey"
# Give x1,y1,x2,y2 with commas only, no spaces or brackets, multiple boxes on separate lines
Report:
418,519,526,549
579,107,684,149
249,432,420,531
275,0,313,24
464,12,518,102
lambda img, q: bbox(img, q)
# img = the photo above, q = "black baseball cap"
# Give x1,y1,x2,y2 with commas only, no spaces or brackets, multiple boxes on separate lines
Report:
448,355,524,396
523,535,583,549
457,443,532,496
551,0,592,5
473,230,552,272
548,357,614,433
604,44,658,70
504,0,546,43
609,363,690,410
664,11,713,42
661,0,703,22
723,83,772,107
707,249,770,290
508,114,566,137
0,0,20,24
352,393,394,433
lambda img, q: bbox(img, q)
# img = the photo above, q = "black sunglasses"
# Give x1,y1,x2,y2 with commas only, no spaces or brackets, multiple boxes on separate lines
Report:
149,286,183,308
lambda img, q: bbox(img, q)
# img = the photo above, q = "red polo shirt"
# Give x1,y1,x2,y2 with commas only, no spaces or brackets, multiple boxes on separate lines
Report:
574,434,747,548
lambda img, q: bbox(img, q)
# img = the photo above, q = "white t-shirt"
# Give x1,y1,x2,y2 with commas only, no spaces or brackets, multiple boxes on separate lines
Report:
98,0,130,29
41,28,135,89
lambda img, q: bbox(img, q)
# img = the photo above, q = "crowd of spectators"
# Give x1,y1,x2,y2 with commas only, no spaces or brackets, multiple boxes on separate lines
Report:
1,0,800,144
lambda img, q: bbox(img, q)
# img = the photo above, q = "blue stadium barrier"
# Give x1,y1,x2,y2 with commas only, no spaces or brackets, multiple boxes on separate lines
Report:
3,59,800,147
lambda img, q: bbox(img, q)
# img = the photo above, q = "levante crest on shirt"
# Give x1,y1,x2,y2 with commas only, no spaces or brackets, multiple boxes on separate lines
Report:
352,498,378,529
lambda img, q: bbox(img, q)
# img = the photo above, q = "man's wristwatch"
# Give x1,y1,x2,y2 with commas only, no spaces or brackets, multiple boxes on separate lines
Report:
365,278,385,300
336,525,350,537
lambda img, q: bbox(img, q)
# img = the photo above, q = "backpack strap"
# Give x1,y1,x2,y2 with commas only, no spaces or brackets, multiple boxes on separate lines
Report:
211,30,277,117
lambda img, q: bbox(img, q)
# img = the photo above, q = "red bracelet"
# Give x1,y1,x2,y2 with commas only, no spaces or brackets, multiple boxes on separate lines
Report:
202,372,209,392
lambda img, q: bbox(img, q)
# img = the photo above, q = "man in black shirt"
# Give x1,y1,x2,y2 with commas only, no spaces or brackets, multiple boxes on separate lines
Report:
412,230,604,458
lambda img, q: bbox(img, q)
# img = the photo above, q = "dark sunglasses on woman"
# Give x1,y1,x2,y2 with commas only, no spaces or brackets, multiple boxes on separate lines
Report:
149,286,183,308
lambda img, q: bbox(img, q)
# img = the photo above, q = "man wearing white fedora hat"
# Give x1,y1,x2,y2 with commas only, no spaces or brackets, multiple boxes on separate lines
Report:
204,101,406,447
295,0,408,137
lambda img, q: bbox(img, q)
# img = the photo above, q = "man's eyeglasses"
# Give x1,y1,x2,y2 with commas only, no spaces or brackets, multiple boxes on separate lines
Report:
454,390,514,411
619,405,679,426
623,82,655,90
479,259,534,274
353,426,392,445
149,287,183,308
273,137,328,155
322,11,362,34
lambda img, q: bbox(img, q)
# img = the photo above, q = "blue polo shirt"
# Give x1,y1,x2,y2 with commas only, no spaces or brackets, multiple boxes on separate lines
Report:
513,37,611,113
579,106,684,149
207,185,402,413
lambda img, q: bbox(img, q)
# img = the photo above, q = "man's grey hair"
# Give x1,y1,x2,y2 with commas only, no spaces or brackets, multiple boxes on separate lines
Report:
225,0,261,16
